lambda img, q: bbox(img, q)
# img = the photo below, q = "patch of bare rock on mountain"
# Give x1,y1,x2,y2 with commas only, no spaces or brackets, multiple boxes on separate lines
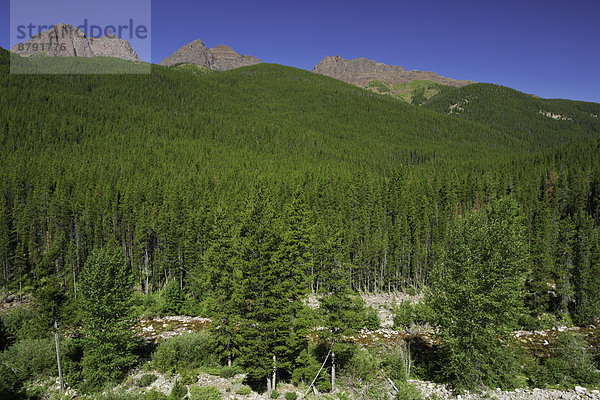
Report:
160,40,261,71
159,39,215,68
10,22,140,61
312,55,473,88
210,44,261,71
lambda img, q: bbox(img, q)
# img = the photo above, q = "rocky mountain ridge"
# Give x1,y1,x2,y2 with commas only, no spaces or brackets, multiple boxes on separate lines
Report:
159,40,261,71
312,55,473,89
10,22,140,61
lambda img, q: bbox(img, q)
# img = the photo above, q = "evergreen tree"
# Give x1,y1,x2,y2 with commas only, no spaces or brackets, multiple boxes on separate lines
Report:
35,277,67,391
78,248,137,391
428,197,528,390
206,211,241,367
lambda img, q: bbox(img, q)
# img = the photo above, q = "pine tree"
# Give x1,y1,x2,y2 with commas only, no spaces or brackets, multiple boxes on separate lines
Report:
78,248,137,391
206,211,241,367
428,196,528,390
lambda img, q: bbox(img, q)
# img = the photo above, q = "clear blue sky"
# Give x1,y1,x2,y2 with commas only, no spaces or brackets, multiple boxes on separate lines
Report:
2,0,599,102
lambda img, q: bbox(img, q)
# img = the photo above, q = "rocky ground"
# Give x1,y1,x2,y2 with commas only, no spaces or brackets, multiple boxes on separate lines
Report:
413,380,600,400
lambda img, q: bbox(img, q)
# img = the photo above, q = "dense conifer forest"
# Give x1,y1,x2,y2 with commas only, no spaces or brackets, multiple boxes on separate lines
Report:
1,47,600,399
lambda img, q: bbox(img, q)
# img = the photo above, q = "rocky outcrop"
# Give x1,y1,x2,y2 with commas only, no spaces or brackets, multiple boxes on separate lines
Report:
160,41,261,71
210,44,261,71
10,22,140,61
159,39,215,68
313,55,473,88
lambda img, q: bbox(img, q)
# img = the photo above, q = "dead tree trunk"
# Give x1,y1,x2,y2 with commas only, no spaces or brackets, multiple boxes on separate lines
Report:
54,319,64,392
272,354,277,392
331,351,336,392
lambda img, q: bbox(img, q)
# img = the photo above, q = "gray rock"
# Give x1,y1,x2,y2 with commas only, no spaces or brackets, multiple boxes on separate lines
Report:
159,39,215,68
210,44,261,71
10,22,140,61
160,40,261,71
312,55,473,89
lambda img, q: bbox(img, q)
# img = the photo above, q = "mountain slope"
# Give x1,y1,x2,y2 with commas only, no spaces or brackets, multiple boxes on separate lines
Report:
1,45,599,304
423,83,600,146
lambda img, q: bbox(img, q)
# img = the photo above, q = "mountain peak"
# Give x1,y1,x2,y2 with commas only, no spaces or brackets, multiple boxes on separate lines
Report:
312,55,472,89
161,40,261,71
10,23,140,61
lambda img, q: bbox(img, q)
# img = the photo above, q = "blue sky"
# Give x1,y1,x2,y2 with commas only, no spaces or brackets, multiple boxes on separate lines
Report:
2,0,599,102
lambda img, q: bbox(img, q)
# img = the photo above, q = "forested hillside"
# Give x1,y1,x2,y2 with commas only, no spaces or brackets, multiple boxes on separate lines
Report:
1,47,600,397
1,48,599,310
423,83,600,146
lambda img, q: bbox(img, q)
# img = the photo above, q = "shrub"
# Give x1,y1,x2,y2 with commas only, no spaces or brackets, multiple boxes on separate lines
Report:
219,366,238,378
292,346,331,392
136,374,157,387
0,362,20,399
0,337,57,381
144,390,169,400
163,280,184,316
381,346,407,381
190,385,223,400
153,332,215,373
235,387,251,395
284,392,298,400
544,331,600,387
169,380,187,399
270,390,280,399
364,307,381,330
395,381,422,400
393,302,414,330
343,347,381,382
131,292,163,319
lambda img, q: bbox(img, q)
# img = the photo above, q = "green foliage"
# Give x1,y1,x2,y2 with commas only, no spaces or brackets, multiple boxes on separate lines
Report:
143,390,169,400
136,374,158,387
364,307,381,330
285,392,298,400
0,338,58,382
394,381,423,400
428,197,529,390
162,280,185,316
78,249,138,391
271,390,281,398
190,385,223,400
235,387,251,395
169,380,187,400
1,307,42,341
131,292,163,319
424,83,600,147
0,361,20,399
342,347,382,383
0,318,7,352
153,332,215,373
543,332,600,387
393,302,415,330
368,80,391,93
292,345,331,391
380,346,408,381
219,366,239,378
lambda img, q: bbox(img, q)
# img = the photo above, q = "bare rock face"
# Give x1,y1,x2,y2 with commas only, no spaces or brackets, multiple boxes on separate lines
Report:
10,22,140,61
160,41,261,71
159,39,215,68
313,55,472,88
209,44,261,71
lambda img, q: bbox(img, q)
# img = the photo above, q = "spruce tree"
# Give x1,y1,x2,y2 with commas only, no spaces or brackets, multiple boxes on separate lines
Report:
428,196,528,390
78,248,137,391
